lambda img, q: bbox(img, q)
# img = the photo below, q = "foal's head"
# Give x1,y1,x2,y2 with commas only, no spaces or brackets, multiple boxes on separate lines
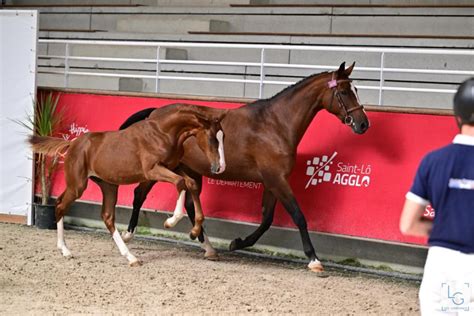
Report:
194,113,226,175
320,62,369,134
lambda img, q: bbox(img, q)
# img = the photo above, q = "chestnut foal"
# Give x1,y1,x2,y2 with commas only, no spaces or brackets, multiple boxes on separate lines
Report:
29,105,226,266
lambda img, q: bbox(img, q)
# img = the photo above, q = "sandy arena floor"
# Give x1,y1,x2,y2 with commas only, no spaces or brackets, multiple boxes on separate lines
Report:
0,223,420,315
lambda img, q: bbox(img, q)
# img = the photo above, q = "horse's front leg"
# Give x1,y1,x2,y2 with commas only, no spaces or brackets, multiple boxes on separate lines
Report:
164,190,186,229
229,188,277,251
184,191,218,260
97,181,140,267
266,175,324,273
176,168,218,260
144,163,203,240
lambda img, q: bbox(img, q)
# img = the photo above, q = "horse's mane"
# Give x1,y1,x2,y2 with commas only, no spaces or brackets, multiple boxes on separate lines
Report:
271,72,330,100
246,71,330,109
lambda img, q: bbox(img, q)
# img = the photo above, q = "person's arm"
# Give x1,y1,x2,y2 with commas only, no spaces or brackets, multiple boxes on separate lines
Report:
399,198,433,237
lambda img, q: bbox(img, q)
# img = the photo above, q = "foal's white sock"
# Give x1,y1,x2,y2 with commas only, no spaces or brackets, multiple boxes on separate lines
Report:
165,190,186,228
57,218,72,257
112,230,138,265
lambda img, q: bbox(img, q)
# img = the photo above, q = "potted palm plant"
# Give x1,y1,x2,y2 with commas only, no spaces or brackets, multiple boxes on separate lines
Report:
17,92,65,229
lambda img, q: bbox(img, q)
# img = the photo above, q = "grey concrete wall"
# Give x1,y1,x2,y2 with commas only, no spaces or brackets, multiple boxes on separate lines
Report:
252,0,474,4
64,201,429,271
34,4,474,35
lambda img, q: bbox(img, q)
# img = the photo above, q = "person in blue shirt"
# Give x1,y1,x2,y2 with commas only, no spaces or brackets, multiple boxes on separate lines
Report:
400,78,474,315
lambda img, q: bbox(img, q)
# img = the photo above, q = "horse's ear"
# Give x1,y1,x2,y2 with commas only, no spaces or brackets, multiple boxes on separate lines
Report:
337,62,346,76
345,62,356,77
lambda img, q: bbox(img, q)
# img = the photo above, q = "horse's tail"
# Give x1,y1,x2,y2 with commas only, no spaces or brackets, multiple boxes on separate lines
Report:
29,135,71,157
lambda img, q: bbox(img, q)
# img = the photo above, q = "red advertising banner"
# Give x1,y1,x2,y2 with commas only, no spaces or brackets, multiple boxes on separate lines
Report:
48,92,458,246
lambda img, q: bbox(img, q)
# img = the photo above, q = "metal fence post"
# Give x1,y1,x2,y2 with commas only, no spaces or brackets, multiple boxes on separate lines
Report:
259,48,265,99
378,52,385,106
155,46,161,93
64,43,70,88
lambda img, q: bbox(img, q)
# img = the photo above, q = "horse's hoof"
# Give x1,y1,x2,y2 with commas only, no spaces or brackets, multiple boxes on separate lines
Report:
229,237,243,251
204,250,219,261
189,231,198,241
308,260,325,273
129,260,142,267
60,248,73,258
121,231,134,243
164,220,171,229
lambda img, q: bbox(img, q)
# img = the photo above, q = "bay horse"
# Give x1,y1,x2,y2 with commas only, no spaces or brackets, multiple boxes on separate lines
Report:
120,62,369,272
29,104,226,266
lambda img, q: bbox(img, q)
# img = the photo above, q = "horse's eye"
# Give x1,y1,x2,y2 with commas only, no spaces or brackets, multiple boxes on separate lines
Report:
341,90,348,96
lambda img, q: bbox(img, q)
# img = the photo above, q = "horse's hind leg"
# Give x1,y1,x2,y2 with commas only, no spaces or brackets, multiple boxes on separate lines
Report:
97,181,140,267
122,181,156,243
55,185,86,258
229,189,277,252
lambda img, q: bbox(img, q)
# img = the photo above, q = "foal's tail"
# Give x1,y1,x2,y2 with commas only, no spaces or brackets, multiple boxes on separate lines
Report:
29,135,71,157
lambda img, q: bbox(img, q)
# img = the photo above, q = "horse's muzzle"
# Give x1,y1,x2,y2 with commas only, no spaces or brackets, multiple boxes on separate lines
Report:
211,162,225,175
353,120,370,134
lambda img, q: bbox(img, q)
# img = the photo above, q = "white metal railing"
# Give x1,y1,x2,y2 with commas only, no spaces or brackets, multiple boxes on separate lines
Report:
37,39,474,105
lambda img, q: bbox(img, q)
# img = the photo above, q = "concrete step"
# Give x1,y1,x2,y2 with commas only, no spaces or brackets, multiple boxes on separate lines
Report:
249,0,474,5
37,9,474,36
39,30,474,49
115,16,230,34
6,0,130,4
8,0,246,4
145,0,250,6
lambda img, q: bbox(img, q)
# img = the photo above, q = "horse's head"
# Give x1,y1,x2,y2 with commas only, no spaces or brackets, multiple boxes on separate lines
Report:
194,112,226,175
321,62,369,134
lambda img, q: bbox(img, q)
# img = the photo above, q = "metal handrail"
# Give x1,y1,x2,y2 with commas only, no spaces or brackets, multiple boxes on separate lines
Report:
37,39,474,105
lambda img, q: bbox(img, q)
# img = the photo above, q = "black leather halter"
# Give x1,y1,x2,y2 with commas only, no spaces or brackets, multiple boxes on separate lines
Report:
327,74,365,126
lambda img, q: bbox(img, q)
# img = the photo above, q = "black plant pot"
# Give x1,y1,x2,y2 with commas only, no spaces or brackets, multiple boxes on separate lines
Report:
34,204,56,230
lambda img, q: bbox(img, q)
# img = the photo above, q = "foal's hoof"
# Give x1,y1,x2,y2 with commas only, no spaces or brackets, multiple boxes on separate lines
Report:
59,247,73,258
129,260,142,267
63,253,73,259
189,227,202,241
204,250,219,261
229,237,244,251
308,260,325,273
189,231,198,241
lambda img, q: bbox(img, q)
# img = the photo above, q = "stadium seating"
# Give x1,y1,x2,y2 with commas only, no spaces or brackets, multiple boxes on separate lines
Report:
3,0,473,108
